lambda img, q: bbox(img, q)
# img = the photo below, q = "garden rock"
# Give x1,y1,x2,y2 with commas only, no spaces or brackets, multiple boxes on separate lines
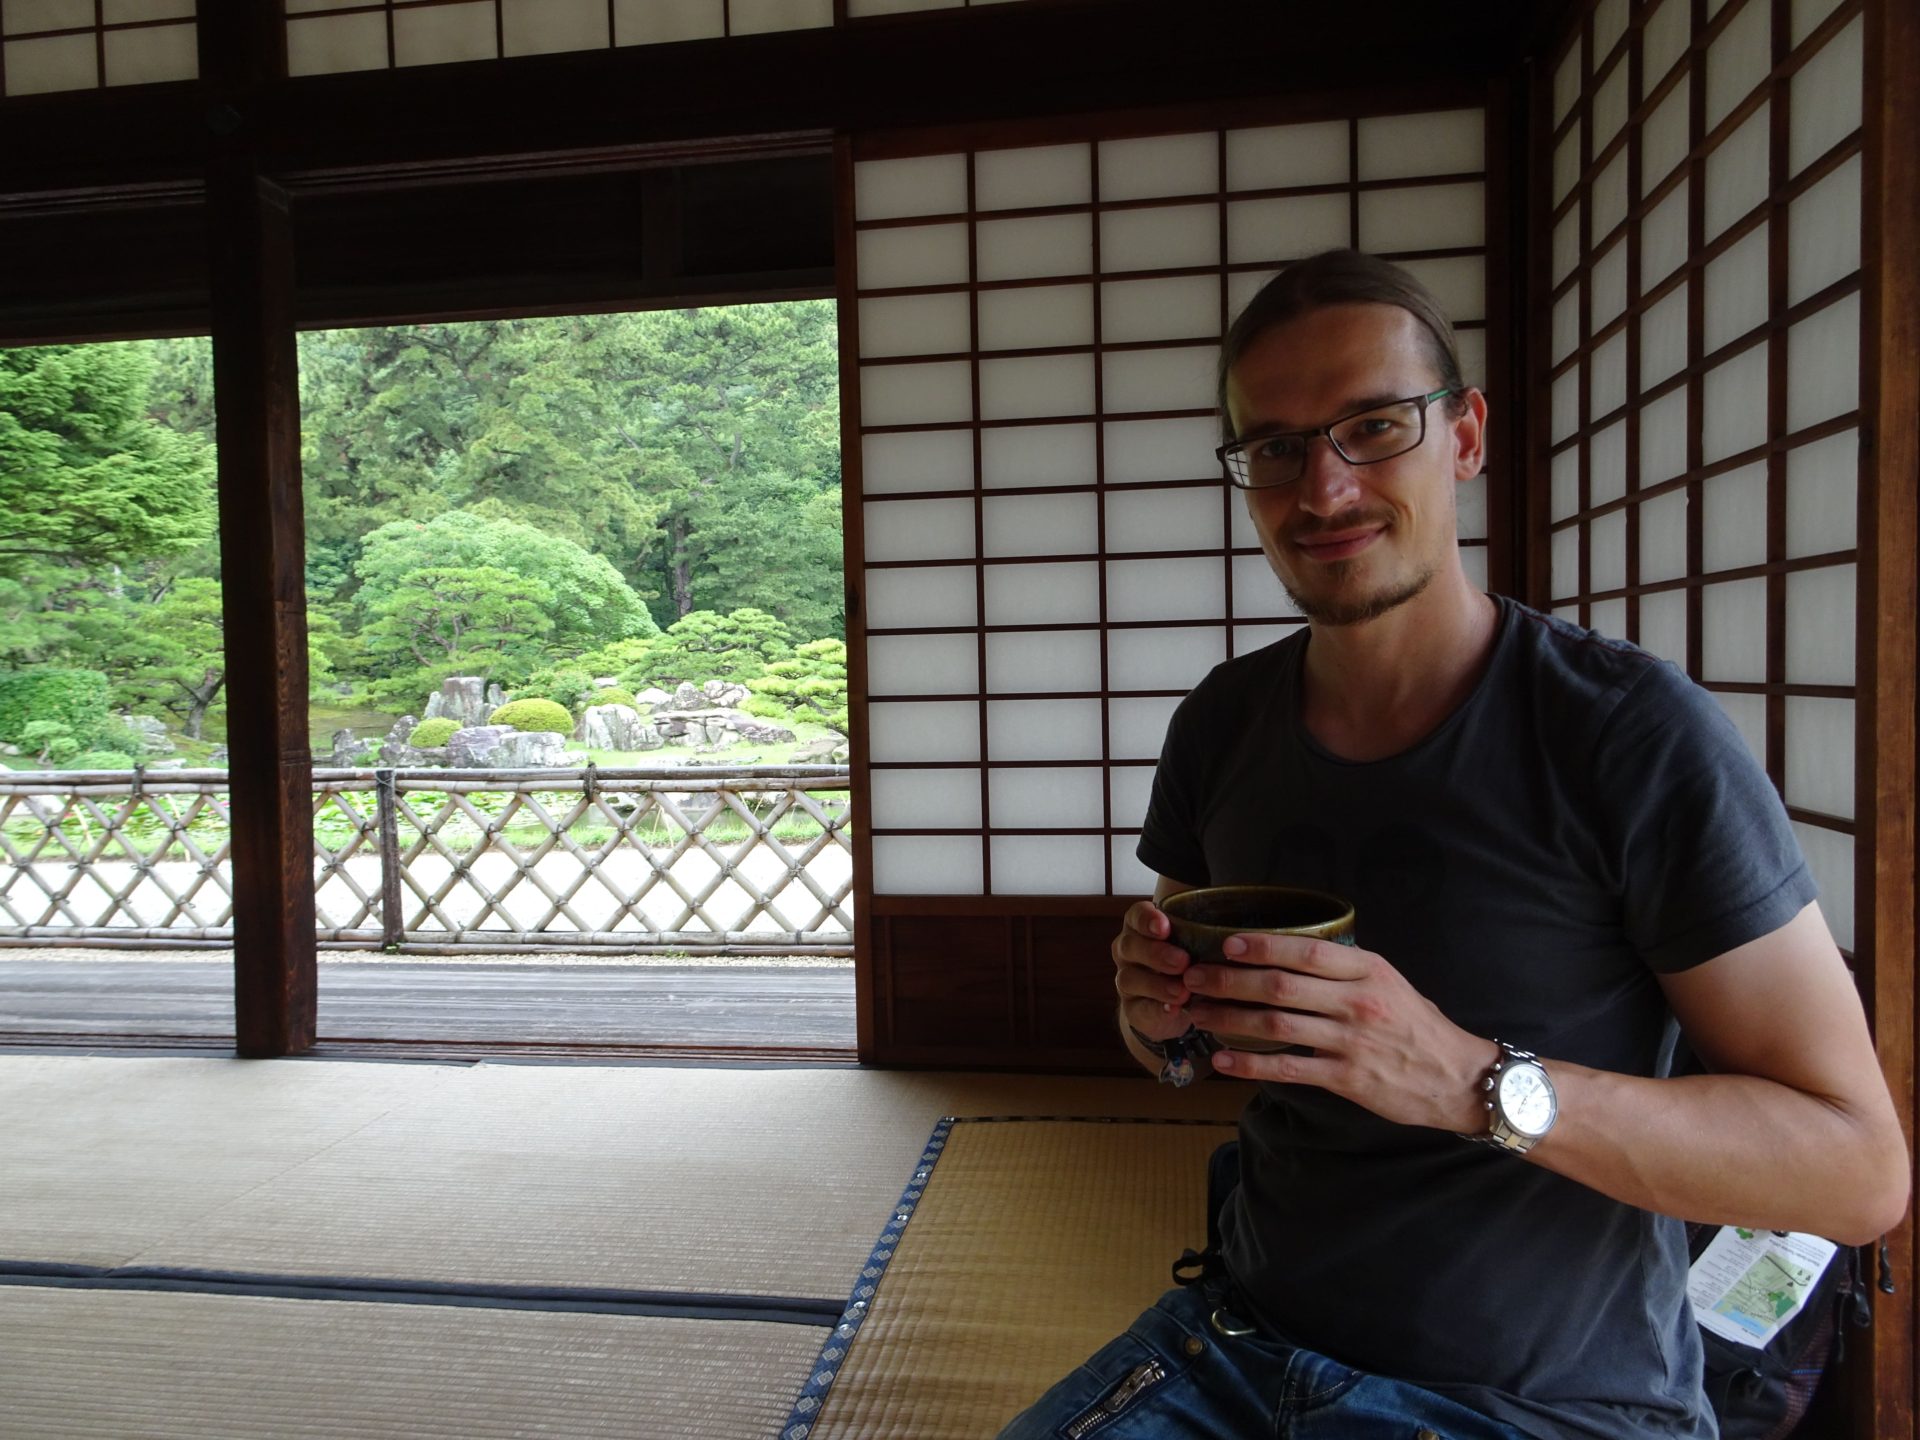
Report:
792,735,850,764
125,715,174,756
634,687,671,713
494,730,580,767
378,717,423,766
701,680,751,709
447,724,517,767
424,677,493,728
580,703,661,752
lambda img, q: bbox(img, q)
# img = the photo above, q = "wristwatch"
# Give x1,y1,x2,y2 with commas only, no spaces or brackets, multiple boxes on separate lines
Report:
1470,1040,1558,1153
1128,1023,1224,1088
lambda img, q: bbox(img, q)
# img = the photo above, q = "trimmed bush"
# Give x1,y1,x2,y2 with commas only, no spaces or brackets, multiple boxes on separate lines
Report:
0,669,112,748
409,717,459,748
70,750,136,770
513,666,596,713
739,692,790,721
488,698,572,734
589,688,638,711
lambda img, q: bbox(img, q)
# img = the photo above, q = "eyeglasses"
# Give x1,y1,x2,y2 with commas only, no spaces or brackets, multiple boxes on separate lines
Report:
1216,388,1459,490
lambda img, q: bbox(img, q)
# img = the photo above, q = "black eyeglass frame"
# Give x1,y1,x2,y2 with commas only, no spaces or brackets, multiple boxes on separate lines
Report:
1215,387,1461,490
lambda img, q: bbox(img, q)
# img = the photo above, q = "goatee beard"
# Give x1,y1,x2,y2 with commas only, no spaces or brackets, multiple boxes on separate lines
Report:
1283,562,1438,628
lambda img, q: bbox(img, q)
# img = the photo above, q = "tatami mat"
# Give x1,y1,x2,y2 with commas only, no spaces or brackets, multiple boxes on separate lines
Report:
0,1285,824,1439
802,1118,1238,1440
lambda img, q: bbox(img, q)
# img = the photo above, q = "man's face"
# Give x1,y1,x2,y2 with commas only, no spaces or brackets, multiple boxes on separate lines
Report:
1224,302,1485,628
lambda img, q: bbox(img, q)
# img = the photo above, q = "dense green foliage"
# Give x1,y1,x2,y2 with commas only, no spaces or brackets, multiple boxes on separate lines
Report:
488,698,573,734
408,717,459,748
615,608,794,690
750,639,848,735
0,668,112,747
70,749,135,770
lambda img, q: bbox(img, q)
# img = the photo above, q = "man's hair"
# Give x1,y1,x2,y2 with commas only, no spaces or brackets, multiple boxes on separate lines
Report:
1217,249,1468,439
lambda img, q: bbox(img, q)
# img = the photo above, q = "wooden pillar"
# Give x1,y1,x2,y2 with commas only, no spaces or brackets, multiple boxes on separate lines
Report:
202,3,317,1057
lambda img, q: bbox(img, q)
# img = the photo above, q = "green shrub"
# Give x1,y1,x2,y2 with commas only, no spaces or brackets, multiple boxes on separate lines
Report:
70,750,136,770
0,669,112,748
513,665,596,713
488,698,572,734
409,718,459,748
739,693,790,721
587,688,639,711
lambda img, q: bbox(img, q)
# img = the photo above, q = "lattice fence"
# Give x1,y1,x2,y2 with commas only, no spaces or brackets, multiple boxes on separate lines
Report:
0,765,853,954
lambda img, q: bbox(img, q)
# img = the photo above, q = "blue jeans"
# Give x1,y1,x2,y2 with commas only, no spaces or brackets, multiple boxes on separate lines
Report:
995,1283,1532,1440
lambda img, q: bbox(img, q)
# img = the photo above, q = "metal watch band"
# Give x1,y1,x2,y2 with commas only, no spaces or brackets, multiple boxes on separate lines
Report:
1467,1039,1550,1153
1129,1023,1224,1088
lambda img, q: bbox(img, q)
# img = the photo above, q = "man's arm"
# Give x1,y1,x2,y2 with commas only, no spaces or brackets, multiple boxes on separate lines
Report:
1112,874,1202,1078
1181,901,1908,1243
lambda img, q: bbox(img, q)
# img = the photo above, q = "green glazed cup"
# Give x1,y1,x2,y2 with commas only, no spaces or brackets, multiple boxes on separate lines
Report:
1160,884,1356,1054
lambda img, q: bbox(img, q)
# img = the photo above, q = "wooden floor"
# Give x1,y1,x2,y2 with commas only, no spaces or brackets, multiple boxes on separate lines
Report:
0,956,855,1050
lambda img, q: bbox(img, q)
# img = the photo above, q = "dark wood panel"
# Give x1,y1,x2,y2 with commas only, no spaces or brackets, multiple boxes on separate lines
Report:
879,913,1014,1053
1027,914,1128,1057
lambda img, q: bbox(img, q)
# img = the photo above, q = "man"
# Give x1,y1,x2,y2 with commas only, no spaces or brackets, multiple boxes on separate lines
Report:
997,250,1907,1440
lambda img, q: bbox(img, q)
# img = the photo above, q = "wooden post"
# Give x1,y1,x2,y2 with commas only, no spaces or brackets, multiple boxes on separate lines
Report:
376,768,403,951
202,2,317,1057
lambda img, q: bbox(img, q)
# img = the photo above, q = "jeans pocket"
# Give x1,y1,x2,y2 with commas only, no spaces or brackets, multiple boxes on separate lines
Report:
1057,1337,1174,1440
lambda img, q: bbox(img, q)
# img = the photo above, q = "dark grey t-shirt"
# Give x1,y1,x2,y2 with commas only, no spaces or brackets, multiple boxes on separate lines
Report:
1137,595,1816,1440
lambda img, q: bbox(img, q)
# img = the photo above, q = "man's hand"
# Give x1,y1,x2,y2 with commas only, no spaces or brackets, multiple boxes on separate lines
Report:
1112,899,1196,1050
1182,933,1495,1133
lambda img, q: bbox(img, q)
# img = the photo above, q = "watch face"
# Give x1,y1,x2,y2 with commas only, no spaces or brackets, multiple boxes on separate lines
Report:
1498,1062,1556,1137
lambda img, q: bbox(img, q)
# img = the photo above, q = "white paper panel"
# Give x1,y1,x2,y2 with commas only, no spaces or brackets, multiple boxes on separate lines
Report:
1104,487,1220,554
1101,276,1220,344
989,836,1105,895
1584,243,1624,333
859,293,971,359
1715,690,1769,767
1551,527,1580,599
1111,835,1159,895
1553,44,1583,126
1395,257,1486,324
1109,695,1182,760
867,700,981,763
1640,490,1690,582
1785,429,1858,558
849,0,957,13
982,492,1099,558
1228,269,1282,322
1456,330,1487,390
4,31,94,90
1701,577,1769,680
1595,0,1629,62
1101,204,1219,272
728,0,833,33
1702,343,1769,463
1231,553,1299,619
979,354,1096,422
1109,767,1156,828
870,769,982,830
1232,623,1298,655
1553,207,1582,285
975,144,1092,212
1591,421,1627,507
986,630,1103,693
1788,155,1862,306
1553,126,1582,207
1591,151,1629,241
1107,557,1225,623
983,561,1100,625
860,360,973,427
1705,224,1770,353
502,0,607,56
393,2,496,66
1103,420,1219,491
1592,64,1630,153
1640,282,1690,389
1794,820,1853,951
4,0,92,29
1707,0,1772,128
857,224,970,289
1106,626,1226,692
1103,346,1215,414
1642,181,1690,285
1590,511,1628,593
1789,17,1862,176
1230,491,1261,550
981,424,1097,489
1225,121,1348,191
1226,194,1350,264
104,0,197,20
1589,597,1628,640
1703,461,1768,571
1100,133,1218,202
1705,103,1770,240
99,18,195,83
1356,109,1483,181
863,566,976,630
1552,367,1581,445
1461,543,1489,590
1359,183,1485,253
1643,0,1692,87
1641,78,1693,197
1791,0,1843,44
1786,563,1856,685
1552,290,1580,365
863,497,975,563
987,699,1103,761
1640,387,1690,485
1786,294,1860,434
862,428,973,496
872,836,983,896
613,0,725,45
1551,447,1581,522
285,12,384,73
988,767,1105,828
1785,698,1855,819
1590,332,1627,419
867,633,978,696
1457,474,1488,541
976,214,1093,282
977,284,1095,351
1638,587,1688,664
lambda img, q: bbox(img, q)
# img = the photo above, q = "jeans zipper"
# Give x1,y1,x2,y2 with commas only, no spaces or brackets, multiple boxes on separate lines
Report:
1064,1358,1168,1439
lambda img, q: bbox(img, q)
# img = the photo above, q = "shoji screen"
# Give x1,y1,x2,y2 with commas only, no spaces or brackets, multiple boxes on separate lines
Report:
0,0,197,95
842,104,1499,1062
1538,0,1864,954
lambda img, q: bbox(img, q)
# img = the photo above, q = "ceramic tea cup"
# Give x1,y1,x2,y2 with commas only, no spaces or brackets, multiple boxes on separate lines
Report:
1160,884,1356,1054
